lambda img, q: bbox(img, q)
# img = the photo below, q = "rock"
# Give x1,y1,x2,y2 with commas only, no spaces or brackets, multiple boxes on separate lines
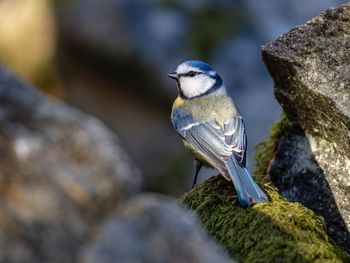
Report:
261,3,350,253
0,67,142,262
179,176,350,262
267,123,350,253
79,194,233,263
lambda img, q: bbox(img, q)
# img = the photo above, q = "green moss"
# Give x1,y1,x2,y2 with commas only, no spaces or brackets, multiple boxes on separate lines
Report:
253,112,291,177
179,176,350,262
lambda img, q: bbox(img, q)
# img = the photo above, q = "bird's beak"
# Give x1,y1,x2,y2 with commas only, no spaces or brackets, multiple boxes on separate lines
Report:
167,72,178,80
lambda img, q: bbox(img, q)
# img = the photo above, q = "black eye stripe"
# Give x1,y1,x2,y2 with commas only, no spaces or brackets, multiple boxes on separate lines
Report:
178,71,202,77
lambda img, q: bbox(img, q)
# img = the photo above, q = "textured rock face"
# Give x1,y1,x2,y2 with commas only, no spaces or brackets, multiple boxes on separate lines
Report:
262,4,350,252
79,195,233,263
268,124,350,252
0,67,142,262
262,5,350,151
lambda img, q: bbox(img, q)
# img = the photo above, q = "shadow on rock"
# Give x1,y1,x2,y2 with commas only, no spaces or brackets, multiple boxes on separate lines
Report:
269,123,350,253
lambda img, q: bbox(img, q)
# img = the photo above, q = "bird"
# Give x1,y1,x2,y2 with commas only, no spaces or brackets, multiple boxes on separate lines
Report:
168,60,268,207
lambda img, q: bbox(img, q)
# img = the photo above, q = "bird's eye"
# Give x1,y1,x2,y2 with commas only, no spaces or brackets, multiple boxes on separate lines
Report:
188,71,196,77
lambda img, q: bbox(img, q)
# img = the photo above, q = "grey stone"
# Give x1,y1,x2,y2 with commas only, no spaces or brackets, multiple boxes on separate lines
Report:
262,4,350,154
79,194,233,263
262,4,350,252
268,124,350,252
0,67,142,262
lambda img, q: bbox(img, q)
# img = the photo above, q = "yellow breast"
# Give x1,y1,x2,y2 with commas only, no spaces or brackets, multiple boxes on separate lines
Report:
173,96,185,108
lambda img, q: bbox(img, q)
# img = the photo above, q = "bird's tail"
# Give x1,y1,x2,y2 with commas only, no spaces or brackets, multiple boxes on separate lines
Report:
226,157,268,207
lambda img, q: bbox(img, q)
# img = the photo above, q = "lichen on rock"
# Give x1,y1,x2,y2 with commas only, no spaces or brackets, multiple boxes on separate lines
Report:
179,176,350,262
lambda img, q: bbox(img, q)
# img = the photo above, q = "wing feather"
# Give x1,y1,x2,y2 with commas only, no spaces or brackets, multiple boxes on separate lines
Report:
172,109,247,172
224,117,247,166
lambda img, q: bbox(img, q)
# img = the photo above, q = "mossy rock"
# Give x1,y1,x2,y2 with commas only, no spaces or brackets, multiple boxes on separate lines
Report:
253,112,290,177
179,176,350,262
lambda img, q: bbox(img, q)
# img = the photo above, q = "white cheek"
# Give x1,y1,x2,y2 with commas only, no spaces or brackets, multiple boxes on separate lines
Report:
180,75,215,98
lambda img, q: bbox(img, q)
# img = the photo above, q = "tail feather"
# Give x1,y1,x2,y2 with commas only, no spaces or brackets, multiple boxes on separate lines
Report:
226,157,268,207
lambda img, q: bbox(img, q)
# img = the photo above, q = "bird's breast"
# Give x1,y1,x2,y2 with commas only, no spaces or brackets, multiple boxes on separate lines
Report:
186,95,238,125
173,96,185,108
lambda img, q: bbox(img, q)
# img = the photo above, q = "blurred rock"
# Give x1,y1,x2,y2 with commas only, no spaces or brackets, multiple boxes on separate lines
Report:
262,3,350,252
0,67,142,262
79,194,233,263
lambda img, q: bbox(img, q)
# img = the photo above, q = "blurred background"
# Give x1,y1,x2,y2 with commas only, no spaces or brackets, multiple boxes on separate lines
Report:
0,0,347,196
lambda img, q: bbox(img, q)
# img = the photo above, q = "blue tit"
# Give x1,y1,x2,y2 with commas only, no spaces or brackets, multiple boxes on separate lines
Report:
168,60,268,207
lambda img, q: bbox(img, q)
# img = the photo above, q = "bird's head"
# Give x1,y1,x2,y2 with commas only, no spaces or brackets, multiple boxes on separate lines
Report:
168,60,224,99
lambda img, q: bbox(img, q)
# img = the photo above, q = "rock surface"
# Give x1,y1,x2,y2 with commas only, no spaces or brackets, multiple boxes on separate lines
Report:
262,4,350,252
267,124,350,252
179,176,349,262
79,194,233,263
0,67,142,262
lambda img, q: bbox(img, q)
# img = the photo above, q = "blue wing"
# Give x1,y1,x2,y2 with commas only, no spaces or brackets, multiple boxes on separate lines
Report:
172,108,247,174
172,108,268,206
